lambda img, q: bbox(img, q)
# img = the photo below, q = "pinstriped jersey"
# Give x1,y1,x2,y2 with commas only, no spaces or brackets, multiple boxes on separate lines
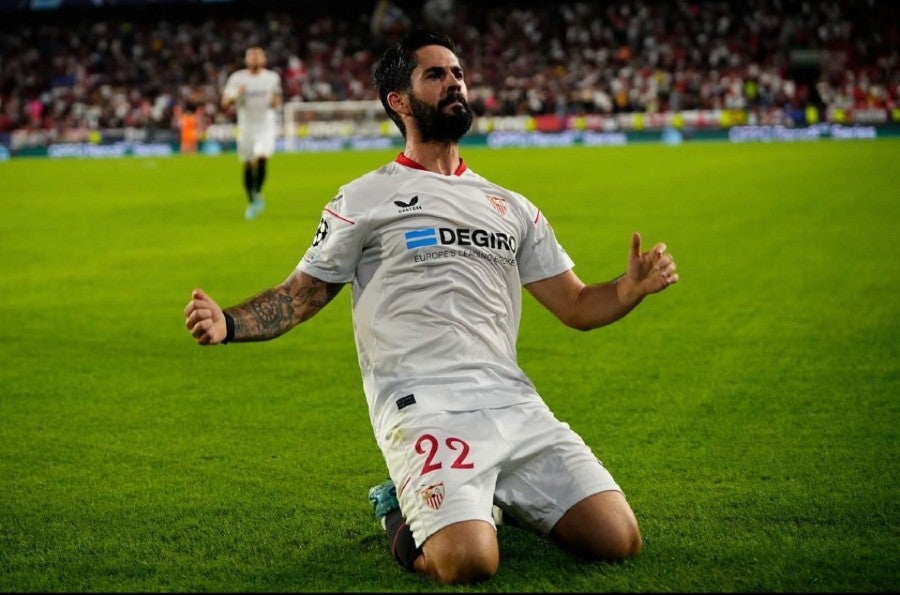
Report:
297,154,574,436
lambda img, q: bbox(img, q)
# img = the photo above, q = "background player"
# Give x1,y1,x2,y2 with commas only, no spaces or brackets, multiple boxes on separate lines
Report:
221,46,283,220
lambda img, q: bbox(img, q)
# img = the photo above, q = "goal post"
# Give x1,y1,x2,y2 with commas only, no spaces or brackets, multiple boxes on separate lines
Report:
283,100,400,149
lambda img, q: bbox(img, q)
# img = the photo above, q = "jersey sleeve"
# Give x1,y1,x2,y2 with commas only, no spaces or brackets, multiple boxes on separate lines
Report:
222,72,239,101
515,197,575,285
296,190,364,284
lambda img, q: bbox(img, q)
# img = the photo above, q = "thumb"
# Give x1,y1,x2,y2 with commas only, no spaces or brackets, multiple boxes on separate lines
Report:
192,288,207,301
631,232,642,259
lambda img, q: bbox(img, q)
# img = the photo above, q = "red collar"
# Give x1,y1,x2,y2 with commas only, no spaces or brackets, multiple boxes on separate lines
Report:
395,152,467,176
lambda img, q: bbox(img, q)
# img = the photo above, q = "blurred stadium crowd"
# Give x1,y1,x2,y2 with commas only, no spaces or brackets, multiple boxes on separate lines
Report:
0,0,896,145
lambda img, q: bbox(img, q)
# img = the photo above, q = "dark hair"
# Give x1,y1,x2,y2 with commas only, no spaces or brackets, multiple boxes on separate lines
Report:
373,29,463,136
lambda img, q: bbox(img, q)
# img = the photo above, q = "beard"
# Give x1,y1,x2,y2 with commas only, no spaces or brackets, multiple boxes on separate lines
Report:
408,91,473,143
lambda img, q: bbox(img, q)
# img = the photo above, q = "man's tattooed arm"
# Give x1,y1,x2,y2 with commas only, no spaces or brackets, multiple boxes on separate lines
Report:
225,271,344,342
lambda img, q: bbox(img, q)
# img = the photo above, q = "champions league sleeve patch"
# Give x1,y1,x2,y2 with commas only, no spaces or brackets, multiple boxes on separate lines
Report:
309,199,356,251
314,191,348,250
312,217,329,247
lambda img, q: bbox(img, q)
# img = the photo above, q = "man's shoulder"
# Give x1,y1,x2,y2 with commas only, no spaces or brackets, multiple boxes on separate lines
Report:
464,168,526,200
344,161,401,191
336,162,405,209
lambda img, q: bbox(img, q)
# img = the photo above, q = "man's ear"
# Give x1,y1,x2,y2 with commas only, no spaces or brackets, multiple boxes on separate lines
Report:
387,91,409,116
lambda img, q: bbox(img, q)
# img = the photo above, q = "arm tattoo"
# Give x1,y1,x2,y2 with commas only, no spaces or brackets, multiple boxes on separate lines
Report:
295,277,343,322
226,277,343,342
230,288,295,341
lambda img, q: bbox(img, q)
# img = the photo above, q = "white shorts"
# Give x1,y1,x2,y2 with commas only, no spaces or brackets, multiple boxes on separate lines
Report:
236,125,275,162
378,401,622,547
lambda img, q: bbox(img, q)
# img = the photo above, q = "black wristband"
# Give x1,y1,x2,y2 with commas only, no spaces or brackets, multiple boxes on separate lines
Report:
222,312,235,344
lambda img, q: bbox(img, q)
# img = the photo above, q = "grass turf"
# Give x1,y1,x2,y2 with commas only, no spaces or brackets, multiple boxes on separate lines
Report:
1,139,897,592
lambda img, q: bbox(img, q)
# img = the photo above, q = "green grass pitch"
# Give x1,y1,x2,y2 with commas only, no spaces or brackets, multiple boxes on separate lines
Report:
1,139,897,592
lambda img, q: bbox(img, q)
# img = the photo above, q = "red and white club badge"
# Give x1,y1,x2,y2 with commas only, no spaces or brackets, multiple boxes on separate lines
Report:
419,482,445,511
487,194,507,217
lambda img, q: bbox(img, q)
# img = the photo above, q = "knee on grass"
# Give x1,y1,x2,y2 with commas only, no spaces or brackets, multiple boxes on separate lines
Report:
418,520,499,585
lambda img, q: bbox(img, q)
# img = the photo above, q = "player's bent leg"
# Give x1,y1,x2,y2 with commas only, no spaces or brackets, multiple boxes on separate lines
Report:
414,520,499,585
549,490,643,562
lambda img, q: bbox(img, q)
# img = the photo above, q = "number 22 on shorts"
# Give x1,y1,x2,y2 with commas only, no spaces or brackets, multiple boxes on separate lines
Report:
415,433,475,476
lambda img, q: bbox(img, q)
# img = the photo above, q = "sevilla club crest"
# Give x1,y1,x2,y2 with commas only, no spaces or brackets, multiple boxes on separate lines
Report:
419,482,445,511
487,194,507,217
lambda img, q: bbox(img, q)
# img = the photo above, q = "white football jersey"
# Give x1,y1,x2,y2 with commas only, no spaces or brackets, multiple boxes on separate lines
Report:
222,68,281,129
298,154,575,436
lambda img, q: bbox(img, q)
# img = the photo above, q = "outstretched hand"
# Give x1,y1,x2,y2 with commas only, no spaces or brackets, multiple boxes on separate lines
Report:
184,288,227,345
627,232,679,296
